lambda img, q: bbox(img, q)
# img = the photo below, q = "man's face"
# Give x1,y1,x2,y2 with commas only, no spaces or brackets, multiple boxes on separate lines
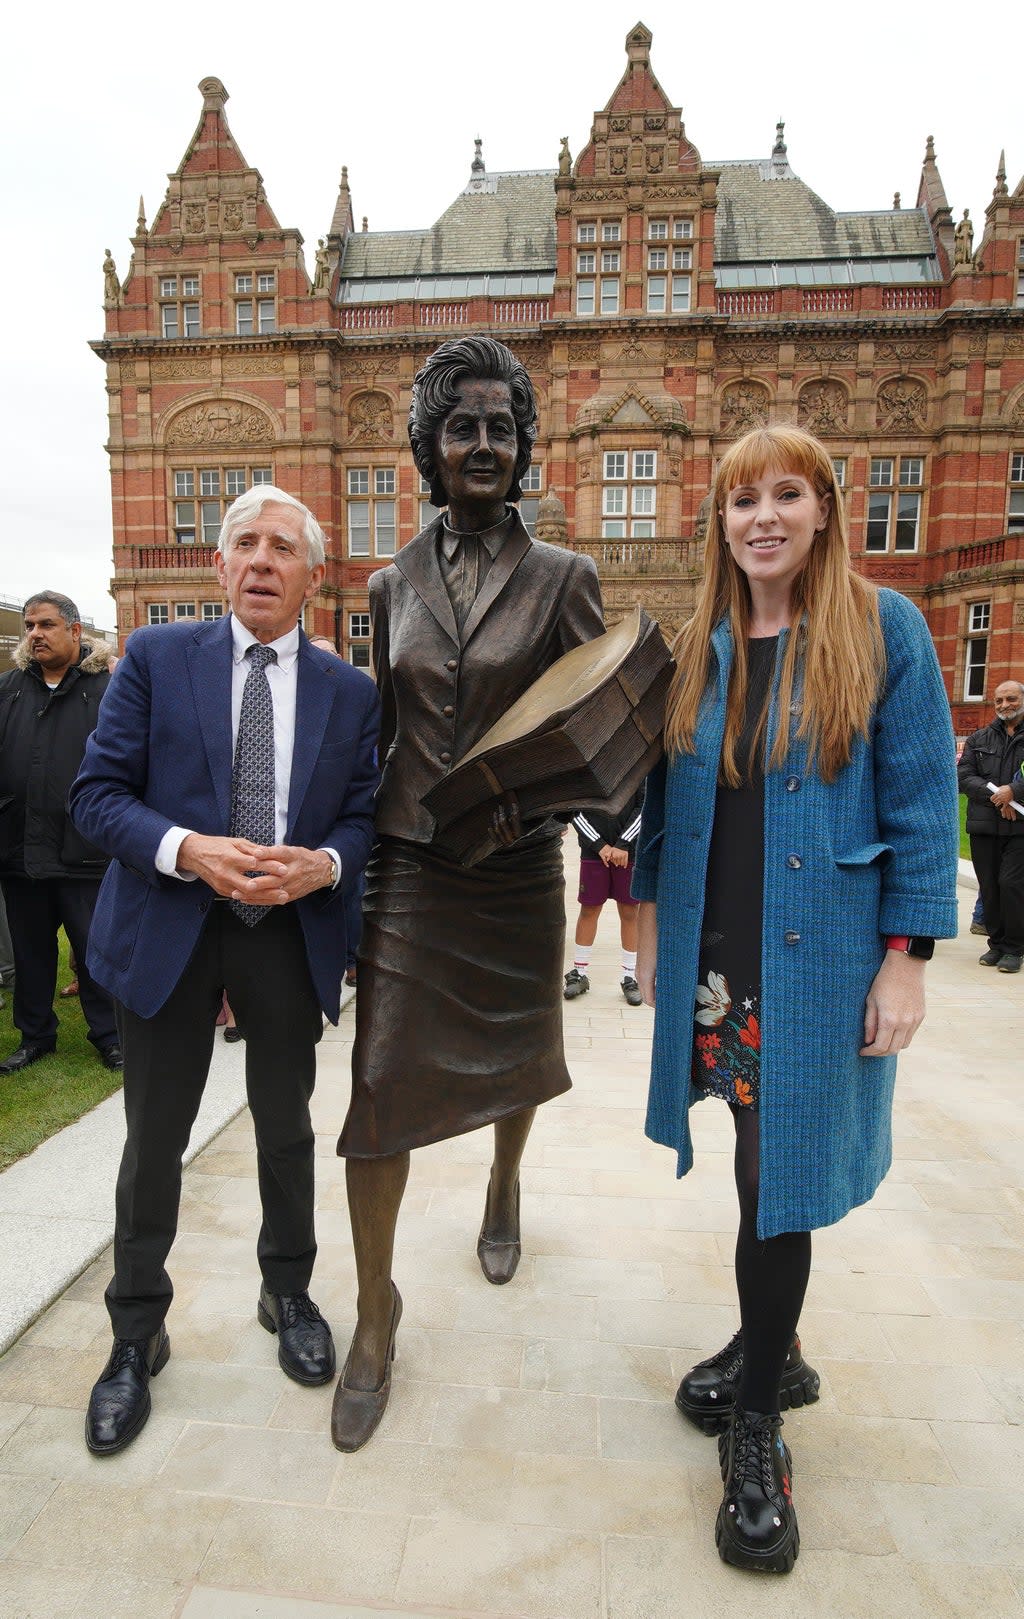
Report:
215,503,325,644
24,603,80,677
994,682,1024,728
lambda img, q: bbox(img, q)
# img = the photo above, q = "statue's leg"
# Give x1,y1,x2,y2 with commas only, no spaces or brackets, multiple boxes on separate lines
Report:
342,1151,410,1387
481,1105,536,1247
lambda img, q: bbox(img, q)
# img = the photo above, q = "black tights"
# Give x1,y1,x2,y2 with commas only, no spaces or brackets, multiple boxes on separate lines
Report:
732,1106,811,1415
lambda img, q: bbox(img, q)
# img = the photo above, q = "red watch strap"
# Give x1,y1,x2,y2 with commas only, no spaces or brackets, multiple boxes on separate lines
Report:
885,935,909,951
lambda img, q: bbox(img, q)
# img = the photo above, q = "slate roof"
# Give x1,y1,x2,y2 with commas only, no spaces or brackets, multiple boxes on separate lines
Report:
713,162,936,262
339,171,558,279
338,158,936,285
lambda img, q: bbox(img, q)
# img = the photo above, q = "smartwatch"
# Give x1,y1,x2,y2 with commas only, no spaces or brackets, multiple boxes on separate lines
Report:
885,935,935,961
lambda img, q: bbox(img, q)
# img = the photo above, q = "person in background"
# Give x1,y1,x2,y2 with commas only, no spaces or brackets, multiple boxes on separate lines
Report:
958,679,1024,974
634,425,958,1574
564,788,645,1006
0,593,120,1074
310,635,363,986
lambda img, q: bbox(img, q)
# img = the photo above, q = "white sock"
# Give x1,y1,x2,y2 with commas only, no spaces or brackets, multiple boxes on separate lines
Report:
573,946,592,971
621,951,637,980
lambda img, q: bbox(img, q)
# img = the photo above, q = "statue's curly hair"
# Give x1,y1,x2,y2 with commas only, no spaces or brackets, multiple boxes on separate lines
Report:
409,334,537,508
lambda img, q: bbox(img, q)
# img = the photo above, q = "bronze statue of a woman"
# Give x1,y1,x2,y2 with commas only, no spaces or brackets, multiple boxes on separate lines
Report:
332,335,604,1450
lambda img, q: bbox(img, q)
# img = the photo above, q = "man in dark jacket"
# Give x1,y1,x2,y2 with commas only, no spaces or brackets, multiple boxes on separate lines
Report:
0,592,120,1071
958,679,1024,974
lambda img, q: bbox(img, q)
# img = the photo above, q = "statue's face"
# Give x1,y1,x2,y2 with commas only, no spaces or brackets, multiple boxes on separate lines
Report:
435,379,517,512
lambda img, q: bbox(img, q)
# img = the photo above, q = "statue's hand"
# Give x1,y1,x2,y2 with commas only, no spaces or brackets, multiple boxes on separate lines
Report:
491,792,522,847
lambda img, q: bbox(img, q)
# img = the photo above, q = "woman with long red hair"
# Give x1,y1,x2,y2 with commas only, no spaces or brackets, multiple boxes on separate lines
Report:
634,424,958,1573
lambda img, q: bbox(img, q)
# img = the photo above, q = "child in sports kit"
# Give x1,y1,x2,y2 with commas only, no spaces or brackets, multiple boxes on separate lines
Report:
564,787,645,1006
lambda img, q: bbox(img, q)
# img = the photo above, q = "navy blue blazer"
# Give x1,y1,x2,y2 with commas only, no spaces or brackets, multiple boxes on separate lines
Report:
70,615,380,1023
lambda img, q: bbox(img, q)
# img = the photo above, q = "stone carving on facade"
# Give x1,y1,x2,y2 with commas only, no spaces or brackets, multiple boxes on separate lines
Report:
348,391,395,442
618,335,650,366
644,115,666,132
534,490,568,546
1005,336,1024,355
876,378,927,431
967,335,988,356
694,493,713,541
120,361,136,381
222,201,243,231
875,341,931,363
720,340,776,368
794,341,857,364
102,249,121,306
153,359,213,380
1010,394,1024,428
797,379,849,435
313,239,329,292
665,339,696,362
346,357,398,376
646,146,664,173
299,355,317,375
721,380,770,435
166,400,275,447
224,356,285,377
1015,603,1024,628
954,209,974,266
558,137,571,176
609,116,630,133
610,148,628,174
577,458,592,481
184,203,206,234
868,563,917,581
569,341,602,363
574,385,687,435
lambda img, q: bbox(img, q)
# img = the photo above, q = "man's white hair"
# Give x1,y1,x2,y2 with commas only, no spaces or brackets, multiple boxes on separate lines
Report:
218,485,326,568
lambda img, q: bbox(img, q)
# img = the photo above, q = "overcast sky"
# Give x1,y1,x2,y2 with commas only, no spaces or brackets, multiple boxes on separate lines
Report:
1,0,1016,629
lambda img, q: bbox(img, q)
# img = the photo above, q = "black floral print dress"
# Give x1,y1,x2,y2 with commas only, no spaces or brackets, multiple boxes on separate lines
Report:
691,635,777,1109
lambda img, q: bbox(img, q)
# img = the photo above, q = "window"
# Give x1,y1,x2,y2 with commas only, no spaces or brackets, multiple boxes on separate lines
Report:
576,279,595,316
648,249,667,271
147,604,169,625
348,466,397,556
671,276,691,313
672,247,692,270
601,250,620,272
1008,452,1024,533
672,219,694,240
601,222,621,242
258,272,275,293
350,612,371,640
201,602,224,621
170,465,272,544
964,602,991,700
159,273,201,339
832,458,847,488
647,275,667,313
1017,239,1024,308
521,465,542,492
600,278,619,315
235,274,252,293
174,602,196,620
577,222,596,243
602,450,657,538
866,457,923,552
648,219,668,240
419,474,443,530
577,252,595,274
519,464,543,536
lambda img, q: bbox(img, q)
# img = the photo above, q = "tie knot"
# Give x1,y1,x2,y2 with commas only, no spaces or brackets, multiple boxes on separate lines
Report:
247,644,277,671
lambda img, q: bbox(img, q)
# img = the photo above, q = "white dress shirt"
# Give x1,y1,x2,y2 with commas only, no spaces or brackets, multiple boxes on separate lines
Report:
155,617,339,884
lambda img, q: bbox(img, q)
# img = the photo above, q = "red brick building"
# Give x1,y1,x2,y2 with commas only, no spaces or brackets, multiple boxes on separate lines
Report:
93,24,1024,734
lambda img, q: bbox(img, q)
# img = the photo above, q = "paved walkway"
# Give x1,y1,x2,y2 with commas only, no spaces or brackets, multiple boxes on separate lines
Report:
0,854,1020,1619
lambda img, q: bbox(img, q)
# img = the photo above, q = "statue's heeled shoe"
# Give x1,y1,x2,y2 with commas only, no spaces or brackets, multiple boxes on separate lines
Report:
330,1283,402,1453
477,1180,521,1285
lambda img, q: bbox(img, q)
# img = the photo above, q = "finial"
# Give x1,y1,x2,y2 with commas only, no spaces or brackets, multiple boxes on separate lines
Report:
136,195,147,233
198,76,229,111
361,216,368,233
994,149,1008,196
774,118,786,154
924,135,935,163
472,136,485,178
893,191,901,210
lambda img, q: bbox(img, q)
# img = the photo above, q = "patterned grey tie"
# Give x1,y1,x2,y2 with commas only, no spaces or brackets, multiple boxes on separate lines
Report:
229,643,277,926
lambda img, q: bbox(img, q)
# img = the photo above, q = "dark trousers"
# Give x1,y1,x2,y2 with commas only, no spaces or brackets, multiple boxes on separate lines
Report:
105,904,323,1339
0,875,117,1051
971,835,1024,955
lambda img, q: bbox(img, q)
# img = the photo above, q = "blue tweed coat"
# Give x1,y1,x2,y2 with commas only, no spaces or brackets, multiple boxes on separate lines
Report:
632,589,959,1237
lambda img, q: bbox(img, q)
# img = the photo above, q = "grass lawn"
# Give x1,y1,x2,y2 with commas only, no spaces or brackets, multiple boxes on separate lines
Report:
0,931,122,1171
959,794,970,860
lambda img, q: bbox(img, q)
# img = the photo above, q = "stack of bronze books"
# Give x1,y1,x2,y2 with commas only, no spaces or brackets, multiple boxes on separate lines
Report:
422,605,674,865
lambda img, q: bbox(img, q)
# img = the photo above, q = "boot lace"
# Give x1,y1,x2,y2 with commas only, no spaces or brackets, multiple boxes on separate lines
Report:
701,1327,744,1373
731,1410,783,1495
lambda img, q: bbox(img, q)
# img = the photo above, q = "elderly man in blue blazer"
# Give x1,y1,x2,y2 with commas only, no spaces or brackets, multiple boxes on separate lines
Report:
71,485,379,1455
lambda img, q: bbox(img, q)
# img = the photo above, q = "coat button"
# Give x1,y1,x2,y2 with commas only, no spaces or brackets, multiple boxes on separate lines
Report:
440,751,451,764
786,854,802,869
784,930,800,945
785,775,800,792
446,659,457,672
443,704,454,718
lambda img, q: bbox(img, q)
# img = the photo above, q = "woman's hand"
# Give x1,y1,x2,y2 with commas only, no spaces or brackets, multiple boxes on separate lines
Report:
860,950,926,1056
490,792,523,847
636,901,657,1006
